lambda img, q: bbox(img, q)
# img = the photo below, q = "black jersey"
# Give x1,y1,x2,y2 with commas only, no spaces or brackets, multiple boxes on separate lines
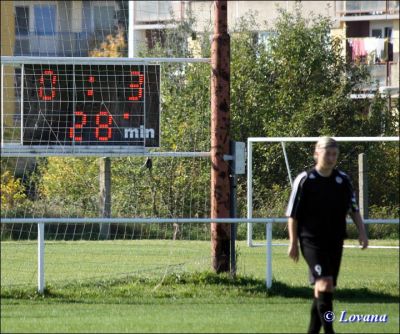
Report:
286,168,359,244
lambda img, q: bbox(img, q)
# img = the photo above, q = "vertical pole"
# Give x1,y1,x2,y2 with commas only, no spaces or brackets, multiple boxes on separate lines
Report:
128,1,135,58
20,64,24,145
38,223,45,294
1,64,4,146
358,153,368,232
247,140,253,246
211,0,231,273
266,222,272,288
230,141,237,278
99,157,111,239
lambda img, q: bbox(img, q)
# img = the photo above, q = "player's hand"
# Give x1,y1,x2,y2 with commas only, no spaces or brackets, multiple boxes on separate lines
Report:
288,242,299,262
359,233,368,249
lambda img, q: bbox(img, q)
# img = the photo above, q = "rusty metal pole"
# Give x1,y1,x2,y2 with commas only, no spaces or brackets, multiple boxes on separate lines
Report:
211,1,231,273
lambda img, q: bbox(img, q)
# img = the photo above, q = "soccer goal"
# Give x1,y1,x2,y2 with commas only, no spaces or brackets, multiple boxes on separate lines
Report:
246,137,399,287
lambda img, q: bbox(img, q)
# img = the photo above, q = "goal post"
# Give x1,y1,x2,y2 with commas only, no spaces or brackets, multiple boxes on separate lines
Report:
247,137,399,288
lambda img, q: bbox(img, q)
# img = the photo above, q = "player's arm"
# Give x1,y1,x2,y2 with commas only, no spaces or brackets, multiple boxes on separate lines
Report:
288,217,299,262
349,211,368,249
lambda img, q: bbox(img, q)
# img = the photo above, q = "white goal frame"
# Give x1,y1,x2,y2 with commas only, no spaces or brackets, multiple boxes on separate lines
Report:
247,137,399,288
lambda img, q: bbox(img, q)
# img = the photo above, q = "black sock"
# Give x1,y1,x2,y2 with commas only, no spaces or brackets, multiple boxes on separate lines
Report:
308,297,321,334
317,292,335,334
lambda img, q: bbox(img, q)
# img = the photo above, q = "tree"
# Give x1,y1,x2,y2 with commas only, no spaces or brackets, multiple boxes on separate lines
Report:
228,7,398,229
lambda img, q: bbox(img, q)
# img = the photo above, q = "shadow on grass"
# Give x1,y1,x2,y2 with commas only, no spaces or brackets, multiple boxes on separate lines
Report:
268,280,399,303
1,272,398,304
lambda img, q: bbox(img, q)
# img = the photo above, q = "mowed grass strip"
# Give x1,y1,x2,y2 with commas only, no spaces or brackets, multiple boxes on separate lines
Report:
1,240,399,333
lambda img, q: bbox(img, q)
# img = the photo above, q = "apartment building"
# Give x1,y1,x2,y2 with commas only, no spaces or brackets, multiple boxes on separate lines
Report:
10,1,120,57
334,0,399,104
2,1,399,102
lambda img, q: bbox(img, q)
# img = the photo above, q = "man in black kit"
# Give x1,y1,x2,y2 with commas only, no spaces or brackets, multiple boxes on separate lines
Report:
286,137,368,334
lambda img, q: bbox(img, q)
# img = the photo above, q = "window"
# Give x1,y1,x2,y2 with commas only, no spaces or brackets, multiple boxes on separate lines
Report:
93,6,115,31
15,6,29,35
34,5,56,35
371,29,382,38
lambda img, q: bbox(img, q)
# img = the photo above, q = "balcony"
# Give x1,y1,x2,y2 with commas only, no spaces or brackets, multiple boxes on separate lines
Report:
336,0,399,19
346,37,398,90
346,37,391,64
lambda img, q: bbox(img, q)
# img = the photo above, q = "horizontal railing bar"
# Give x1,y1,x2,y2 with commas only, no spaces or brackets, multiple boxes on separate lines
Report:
1,218,398,224
0,151,211,158
248,137,399,143
252,243,399,249
1,56,211,65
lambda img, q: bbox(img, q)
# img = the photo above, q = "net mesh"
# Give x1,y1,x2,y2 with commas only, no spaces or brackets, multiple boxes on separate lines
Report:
1,1,216,291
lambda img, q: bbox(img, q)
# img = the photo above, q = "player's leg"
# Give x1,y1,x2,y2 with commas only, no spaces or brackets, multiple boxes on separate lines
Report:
313,242,344,334
315,277,335,334
300,243,323,334
301,243,335,334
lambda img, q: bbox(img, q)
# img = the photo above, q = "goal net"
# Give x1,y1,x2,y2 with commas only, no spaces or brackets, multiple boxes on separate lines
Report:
1,1,219,293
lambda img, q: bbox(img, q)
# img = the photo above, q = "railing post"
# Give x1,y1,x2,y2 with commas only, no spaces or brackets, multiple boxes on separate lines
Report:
99,157,111,239
359,153,369,235
266,222,272,288
247,140,253,246
38,223,45,294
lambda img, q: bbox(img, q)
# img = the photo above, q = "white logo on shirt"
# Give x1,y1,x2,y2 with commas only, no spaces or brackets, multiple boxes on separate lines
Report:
309,173,316,179
336,176,343,184
314,264,322,276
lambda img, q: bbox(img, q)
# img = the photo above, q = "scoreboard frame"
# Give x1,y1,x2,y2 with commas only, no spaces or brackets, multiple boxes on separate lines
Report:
1,57,164,156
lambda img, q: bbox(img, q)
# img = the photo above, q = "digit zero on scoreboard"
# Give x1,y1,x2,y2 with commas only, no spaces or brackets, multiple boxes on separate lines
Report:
23,64,160,147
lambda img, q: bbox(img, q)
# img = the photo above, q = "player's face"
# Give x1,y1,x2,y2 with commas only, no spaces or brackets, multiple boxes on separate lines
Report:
315,147,338,170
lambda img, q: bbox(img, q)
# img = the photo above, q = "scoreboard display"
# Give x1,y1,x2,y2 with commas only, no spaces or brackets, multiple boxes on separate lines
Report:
23,64,160,147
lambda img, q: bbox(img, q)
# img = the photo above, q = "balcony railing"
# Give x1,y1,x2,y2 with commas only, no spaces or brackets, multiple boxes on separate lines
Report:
134,1,182,24
336,0,399,15
389,62,399,87
14,31,120,57
367,63,388,87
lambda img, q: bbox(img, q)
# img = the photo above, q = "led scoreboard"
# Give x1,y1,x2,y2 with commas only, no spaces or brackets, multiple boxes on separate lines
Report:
23,64,160,147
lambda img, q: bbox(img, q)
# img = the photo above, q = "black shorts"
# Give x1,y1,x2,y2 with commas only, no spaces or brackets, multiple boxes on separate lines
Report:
300,239,344,287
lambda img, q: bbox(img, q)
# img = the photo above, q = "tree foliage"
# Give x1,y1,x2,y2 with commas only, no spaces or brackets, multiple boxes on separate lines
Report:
229,7,398,224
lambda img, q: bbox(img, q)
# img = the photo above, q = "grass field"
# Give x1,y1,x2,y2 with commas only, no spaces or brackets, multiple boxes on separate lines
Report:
1,239,399,333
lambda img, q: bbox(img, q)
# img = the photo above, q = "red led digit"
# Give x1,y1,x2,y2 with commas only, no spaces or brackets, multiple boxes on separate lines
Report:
38,70,57,101
127,71,144,101
123,113,129,120
95,111,112,141
69,111,87,142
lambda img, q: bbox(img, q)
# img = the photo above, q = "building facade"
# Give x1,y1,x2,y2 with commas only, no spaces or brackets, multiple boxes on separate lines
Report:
2,1,399,107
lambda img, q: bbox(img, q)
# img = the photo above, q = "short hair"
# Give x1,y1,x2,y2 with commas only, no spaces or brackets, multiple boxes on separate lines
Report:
315,137,338,151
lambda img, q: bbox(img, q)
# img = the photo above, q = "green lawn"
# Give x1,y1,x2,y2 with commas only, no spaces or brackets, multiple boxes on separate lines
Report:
1,239,399,333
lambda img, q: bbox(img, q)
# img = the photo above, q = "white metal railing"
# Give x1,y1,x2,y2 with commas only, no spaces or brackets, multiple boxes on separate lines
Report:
2,217,398,293
0,56,211,65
